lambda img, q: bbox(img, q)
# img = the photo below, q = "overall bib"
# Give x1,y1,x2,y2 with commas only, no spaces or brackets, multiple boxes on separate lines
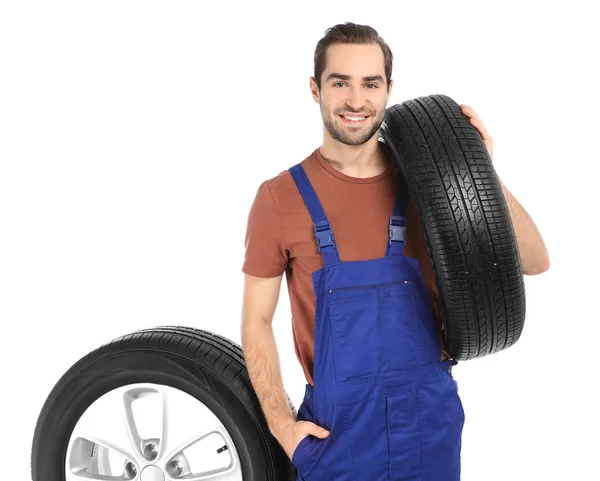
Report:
289,162,465,481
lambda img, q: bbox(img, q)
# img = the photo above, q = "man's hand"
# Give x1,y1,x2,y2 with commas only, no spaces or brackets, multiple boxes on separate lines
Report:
278,419,330,461
459,104,550,273
460,103,493,161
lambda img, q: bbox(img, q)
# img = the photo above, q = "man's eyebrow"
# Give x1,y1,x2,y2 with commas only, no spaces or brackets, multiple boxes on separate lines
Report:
325,73,385,83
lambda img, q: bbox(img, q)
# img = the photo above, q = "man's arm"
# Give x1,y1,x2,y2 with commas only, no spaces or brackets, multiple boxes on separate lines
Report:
240,273,297,444
459,104,549,276
499,178,550,275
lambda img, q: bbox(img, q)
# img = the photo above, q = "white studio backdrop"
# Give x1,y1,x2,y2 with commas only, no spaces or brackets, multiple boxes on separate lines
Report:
1,1,597,479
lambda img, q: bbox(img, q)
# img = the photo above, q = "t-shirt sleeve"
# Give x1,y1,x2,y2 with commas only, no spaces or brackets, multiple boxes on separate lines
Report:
242,180,289,278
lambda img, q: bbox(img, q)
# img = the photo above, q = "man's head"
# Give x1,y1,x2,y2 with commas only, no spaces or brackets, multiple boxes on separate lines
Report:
310,23,394,146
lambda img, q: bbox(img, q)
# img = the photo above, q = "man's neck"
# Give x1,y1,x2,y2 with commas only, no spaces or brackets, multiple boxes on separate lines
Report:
319,139,391,178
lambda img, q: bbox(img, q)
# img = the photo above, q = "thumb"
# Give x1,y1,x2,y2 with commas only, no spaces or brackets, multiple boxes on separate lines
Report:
306,422,330,439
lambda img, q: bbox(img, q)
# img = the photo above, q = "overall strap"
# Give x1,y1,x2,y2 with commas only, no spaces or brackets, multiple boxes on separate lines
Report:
289,163,340,267
386,170,410,257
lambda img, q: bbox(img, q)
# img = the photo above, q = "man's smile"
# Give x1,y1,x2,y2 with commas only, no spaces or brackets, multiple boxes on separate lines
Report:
339,114,370,125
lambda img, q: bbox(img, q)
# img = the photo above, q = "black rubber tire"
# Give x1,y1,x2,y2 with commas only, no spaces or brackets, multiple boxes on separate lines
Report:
379,94,526,360
31,326,297,481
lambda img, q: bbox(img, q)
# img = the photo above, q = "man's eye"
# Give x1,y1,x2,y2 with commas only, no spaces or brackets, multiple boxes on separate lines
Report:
333,82,377,88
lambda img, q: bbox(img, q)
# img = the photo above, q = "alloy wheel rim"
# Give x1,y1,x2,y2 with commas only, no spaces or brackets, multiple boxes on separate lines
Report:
65,382,243,480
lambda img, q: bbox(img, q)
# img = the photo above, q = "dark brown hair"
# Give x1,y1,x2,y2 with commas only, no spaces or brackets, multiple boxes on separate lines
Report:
313,22,393,91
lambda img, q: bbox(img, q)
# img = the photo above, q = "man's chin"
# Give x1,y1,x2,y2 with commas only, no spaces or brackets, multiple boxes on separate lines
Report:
337,124,379,144
335,134,373,146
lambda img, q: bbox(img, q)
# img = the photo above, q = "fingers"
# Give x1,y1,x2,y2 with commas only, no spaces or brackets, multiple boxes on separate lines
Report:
460,103,492,141
307,421,330,438
296,420,330,441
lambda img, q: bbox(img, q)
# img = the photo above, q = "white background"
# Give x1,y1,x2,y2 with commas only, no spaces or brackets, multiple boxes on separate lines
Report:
1,1,598,480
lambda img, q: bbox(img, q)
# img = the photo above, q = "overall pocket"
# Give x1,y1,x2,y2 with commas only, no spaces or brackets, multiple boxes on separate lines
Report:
385,389,423,481
416,379,464,481
327,279,420,383
291,435,312,473
449,378,466,428
293,402,353,480
292,384,315,472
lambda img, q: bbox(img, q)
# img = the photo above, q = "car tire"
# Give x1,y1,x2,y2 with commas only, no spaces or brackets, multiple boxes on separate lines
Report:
31,326,297,481
379,94,526,360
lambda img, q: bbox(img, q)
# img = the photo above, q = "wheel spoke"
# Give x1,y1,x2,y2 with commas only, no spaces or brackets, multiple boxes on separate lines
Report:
179,461,243,481
122,386,163,462
157,385,224,458
157,386,240,477
163,439,243,480
66,443,137,480
66,386,141,479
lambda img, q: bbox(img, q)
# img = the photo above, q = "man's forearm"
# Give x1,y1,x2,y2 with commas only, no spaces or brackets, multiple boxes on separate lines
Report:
241,321,295,441
498,177,550,275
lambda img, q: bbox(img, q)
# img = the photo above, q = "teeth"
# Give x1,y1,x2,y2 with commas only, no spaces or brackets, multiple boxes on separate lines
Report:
344,115,365,121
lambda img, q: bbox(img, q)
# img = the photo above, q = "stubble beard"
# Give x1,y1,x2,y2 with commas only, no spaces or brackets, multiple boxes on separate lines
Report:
321,101,385,146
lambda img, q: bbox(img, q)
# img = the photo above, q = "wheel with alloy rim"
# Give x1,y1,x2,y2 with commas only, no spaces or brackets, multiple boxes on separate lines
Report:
31,326,298,481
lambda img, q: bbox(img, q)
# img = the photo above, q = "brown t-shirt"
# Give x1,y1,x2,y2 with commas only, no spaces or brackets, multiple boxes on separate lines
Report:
242,146,450,386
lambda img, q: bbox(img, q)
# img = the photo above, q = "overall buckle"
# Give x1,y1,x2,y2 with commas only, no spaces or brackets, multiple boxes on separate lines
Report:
314,220,334,250
389,216,407,244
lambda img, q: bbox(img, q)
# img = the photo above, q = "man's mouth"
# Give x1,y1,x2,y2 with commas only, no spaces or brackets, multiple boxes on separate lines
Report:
339,114,369,125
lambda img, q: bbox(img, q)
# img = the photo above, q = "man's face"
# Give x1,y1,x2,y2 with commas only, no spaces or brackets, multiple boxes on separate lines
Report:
312,43,393,146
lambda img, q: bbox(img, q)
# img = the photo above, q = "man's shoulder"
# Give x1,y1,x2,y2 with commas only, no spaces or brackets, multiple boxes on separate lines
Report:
258,150,316,200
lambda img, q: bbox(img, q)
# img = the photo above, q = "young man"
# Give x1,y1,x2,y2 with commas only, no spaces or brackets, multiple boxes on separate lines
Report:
241,22,549,481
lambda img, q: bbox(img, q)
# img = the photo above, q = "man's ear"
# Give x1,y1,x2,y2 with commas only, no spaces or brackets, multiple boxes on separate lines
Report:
310,76,320,103
386,79,394,103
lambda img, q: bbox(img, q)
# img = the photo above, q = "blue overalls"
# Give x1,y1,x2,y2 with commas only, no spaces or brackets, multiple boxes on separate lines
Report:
289,162,465,481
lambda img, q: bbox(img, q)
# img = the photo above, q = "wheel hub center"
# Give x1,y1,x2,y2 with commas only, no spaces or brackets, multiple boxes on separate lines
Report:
141,465,165,481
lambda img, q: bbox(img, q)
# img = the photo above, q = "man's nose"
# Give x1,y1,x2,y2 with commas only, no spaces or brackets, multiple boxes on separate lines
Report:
345,86,367,112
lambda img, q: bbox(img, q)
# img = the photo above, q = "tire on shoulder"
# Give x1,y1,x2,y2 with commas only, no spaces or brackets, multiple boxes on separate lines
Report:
379,93,526,360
